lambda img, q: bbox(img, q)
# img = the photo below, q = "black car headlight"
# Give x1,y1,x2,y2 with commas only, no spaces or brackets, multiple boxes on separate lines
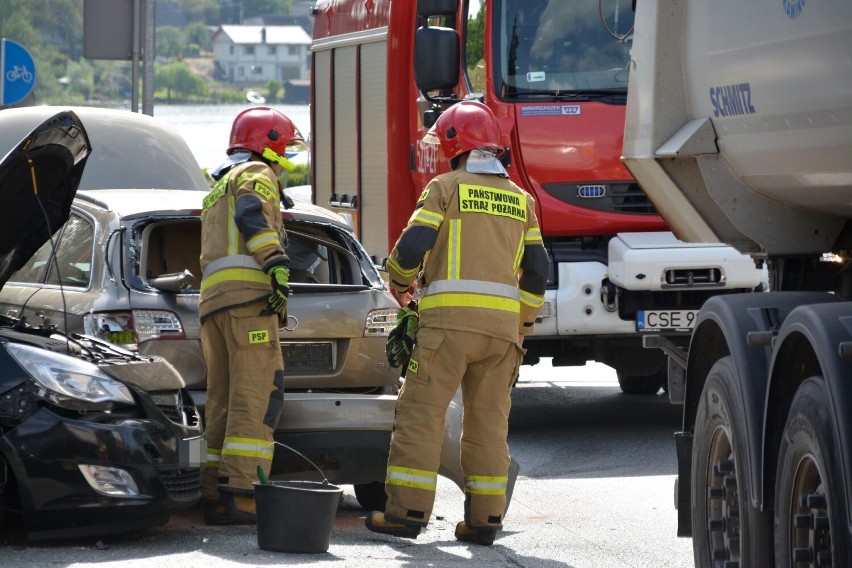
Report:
6,343,135,411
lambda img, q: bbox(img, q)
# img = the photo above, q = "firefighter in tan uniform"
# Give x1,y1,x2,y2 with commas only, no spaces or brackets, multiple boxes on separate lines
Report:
199,107,307,525
366,101,549,545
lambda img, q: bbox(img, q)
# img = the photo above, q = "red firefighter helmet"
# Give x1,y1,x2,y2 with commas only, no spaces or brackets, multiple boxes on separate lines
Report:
227,106,308,158
424,100,503,161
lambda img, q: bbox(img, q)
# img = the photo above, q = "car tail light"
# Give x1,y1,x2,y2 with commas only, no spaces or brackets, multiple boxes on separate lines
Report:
364,308,398,337
84,310,186,350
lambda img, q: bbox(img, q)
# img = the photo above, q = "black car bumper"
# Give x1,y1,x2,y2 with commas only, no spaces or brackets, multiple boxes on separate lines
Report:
1,406,203,541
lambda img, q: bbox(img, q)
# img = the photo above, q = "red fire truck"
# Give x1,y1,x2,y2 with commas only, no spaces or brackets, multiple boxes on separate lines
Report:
308,0,765,393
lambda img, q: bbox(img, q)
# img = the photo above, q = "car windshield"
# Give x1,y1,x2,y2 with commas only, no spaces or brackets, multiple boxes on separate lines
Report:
493,0,633,98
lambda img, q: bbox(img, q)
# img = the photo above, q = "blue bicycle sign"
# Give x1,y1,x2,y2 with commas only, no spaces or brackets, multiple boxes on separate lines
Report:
6,65,34,83
1,39,37,106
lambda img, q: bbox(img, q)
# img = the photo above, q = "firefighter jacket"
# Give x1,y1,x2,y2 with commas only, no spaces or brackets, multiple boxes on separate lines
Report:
386,158,549,343
199,160,289,320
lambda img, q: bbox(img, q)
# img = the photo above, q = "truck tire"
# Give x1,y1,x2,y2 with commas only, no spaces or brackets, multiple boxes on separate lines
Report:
354,481,388,511
774,377,850,568
616,368,664,395
691,356,773,567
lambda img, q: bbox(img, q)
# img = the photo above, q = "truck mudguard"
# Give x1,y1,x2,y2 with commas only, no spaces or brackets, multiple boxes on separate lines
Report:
683,292,837,513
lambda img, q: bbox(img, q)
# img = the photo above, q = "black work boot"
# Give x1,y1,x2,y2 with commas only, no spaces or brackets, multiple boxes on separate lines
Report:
204,492,257,525
454,521,497,545
365,511,421,538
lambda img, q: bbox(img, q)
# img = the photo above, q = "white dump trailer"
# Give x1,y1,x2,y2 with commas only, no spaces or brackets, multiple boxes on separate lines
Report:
622,0,852,566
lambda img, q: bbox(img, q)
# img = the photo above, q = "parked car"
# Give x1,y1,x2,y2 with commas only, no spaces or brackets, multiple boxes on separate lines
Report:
0,110,204,540
0,106,495,513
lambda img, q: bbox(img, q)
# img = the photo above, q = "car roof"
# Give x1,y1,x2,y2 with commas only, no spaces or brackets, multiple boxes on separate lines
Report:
78,188,356,231
0,106,210,193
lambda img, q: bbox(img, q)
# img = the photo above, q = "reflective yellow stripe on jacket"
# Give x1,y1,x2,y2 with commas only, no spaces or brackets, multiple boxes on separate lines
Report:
411,207,444,229
236,170,279,198
200,254,268,293
419,279,521,313
246,229,280,254
513,233,524,272
447,219,461,280
520,288,545,309
386,256,419,280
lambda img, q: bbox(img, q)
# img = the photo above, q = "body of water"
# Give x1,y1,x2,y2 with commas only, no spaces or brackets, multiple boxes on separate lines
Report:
153,103,311,172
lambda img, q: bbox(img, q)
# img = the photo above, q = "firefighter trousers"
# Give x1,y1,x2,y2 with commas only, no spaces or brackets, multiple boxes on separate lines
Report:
384,327,524,531
200,302,285,500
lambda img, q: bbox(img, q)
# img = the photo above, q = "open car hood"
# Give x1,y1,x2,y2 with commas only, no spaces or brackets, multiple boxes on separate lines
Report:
0,110,89,289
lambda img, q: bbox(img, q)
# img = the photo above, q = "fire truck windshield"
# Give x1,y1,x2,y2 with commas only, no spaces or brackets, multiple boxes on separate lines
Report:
493,0,634,98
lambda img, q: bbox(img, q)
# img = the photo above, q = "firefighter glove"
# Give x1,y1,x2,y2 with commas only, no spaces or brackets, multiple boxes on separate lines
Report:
386,305,418,369
266,265,290,314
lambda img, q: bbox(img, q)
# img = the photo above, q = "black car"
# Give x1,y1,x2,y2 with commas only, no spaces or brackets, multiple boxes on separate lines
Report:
0,110,204,541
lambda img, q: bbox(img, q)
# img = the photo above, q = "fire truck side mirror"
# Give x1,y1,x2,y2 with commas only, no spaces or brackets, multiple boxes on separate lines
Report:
417,0,458,18
414,26,459,93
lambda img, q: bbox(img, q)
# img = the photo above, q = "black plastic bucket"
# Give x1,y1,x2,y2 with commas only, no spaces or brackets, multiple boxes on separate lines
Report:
253,480,342,553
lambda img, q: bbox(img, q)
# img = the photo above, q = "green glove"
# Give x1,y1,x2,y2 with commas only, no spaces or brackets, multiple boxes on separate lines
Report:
386,305,418,369
266,265,290,314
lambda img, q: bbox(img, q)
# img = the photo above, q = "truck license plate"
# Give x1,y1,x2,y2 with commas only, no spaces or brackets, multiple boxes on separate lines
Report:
636,309,698,332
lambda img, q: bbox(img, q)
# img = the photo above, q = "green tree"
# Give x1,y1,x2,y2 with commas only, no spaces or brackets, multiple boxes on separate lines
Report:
35,49,71,102
157,26,186,59
94,61,135,100
155,60,208,101
66,59,95,101
465,0,486,93
30,0,84,59
223,0,292,23
265,79,282,102
185,21,212,55
0,0,40,48
284,163,309,187
173,0,222,25
466,0,485,65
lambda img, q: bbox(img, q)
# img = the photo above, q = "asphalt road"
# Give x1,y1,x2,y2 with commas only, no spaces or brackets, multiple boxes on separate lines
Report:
1,361,695,567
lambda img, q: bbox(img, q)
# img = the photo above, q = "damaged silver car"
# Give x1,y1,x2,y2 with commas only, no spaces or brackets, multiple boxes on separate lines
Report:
0,106,507,514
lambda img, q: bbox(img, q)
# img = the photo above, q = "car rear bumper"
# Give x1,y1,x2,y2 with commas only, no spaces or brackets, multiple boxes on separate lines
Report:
278,392,397,431
186,390,396,486
270,429,391,486
271,393,396,486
